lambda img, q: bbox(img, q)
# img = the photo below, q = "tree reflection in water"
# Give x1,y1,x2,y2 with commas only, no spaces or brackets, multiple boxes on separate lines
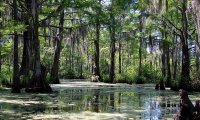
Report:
0,84,197,119
110,91,115,112
92,89,100,112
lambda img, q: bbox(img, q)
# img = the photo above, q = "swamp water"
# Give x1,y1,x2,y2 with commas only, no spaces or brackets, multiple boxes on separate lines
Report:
0,80,200,120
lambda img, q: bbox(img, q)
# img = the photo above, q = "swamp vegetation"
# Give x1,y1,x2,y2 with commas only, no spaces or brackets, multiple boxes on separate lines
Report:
1,0,200,119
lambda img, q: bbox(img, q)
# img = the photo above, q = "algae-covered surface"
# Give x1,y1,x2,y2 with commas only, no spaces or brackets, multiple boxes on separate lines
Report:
0,79,200,120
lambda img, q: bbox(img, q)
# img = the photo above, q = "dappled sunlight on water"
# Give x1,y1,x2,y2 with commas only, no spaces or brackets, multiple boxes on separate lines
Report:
0,80,200,120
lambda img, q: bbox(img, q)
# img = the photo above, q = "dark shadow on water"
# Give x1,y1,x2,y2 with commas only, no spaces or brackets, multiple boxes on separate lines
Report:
0,100,46,119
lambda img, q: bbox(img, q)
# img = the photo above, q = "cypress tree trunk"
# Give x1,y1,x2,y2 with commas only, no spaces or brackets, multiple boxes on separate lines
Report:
173,35,178,80
180,0,190,90
50,10,64,84
173,52,178,80
149,34,153,67
192,0,200,45
192,0,200,80
12,0,20,93
161,31,166,79
93,20,100,76
159,26,166,90
20,28,31,75
196,40,200,77
0,11,2,73
32,0,42,90
19,0,32,88
137,36,142,83
118,41,122,74
109,4,116,83
26,0,52,93
94,16,100,79
166,45,171,87
165,0,171,87
93,0,101,80
137,17,143,84
0,48,1,73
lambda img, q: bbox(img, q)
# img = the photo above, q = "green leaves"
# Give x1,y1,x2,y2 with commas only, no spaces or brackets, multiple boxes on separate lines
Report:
0,39,12,58
1,21,27,35
0,2,6,12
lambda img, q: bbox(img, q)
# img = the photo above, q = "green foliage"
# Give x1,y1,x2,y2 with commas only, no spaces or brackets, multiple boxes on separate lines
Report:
1,21,27,34
60,67,75,79
0,85,4,90
0,39,12,58
0,2,6,12
41,46,54,73
0,64,12,85
102,74,110,83
0,0,198,91
140,64,161,83
115,72,135,84
100,58,109,75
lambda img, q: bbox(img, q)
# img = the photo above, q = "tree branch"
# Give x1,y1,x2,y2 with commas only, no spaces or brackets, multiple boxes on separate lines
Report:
39,0,66,23
162,15,182,33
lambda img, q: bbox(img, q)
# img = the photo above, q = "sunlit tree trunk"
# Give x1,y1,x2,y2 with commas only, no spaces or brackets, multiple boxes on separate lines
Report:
50,10,64,84
12,0,20,93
